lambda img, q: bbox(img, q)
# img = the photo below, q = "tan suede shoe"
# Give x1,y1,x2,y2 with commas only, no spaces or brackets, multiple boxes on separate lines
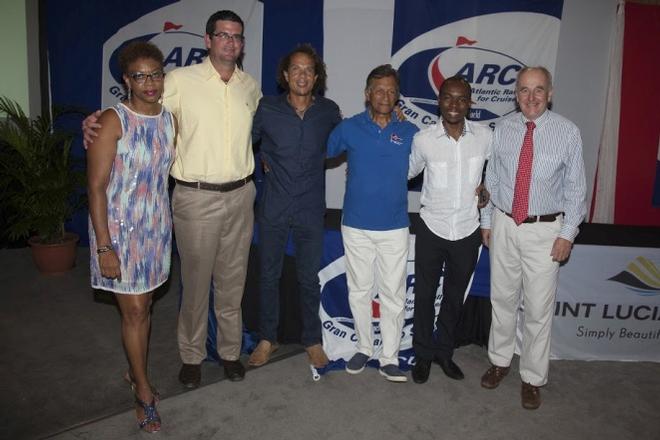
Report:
306,344,329,368
248,340,279,367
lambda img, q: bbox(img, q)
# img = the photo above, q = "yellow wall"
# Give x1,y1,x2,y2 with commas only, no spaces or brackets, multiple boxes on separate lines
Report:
0,0,29,113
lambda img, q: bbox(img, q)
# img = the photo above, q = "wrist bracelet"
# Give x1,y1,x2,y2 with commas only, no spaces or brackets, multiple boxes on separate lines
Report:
97,245,114,255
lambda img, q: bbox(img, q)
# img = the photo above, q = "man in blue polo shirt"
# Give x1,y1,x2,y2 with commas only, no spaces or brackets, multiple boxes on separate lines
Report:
327,64,418,382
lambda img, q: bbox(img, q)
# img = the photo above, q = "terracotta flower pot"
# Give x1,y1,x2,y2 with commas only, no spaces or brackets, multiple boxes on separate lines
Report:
28,232,79,274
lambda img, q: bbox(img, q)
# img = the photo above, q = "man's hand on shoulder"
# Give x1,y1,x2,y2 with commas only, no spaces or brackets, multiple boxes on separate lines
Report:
551,237,573,262
394,104,406,122
261,157,271,173
82,110,103,150
476,184,490,209
481,229,491,248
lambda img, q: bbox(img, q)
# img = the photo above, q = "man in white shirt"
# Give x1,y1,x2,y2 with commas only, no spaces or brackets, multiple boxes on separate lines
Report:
408,76,491,383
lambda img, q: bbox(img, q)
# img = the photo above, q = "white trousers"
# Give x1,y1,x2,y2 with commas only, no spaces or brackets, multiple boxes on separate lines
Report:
341,225,409,366
488,209,560,386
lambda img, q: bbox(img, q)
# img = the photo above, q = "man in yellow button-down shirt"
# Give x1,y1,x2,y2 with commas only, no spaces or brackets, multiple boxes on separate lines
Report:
165,10,261,387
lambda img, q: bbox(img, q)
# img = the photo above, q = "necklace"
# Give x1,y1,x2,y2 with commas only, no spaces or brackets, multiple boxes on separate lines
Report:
288,96,314,118
125,98,161,116
441,118,465,141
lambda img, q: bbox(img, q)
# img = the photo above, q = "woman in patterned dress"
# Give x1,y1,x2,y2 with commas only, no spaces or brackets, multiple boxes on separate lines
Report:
87,41,176,433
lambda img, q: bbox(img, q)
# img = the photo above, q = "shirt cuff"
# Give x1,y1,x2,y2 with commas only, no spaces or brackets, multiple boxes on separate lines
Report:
479,204,493,230
559,223,579,242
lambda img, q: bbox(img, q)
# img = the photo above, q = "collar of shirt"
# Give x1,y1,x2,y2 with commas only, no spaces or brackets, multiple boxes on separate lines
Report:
360,110,399,130
438,117,470,139
281,93,317,115
201,56,245,83
520,108,551,128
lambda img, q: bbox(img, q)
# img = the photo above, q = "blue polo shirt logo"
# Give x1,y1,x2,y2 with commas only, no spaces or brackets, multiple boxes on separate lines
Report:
390,133,404,145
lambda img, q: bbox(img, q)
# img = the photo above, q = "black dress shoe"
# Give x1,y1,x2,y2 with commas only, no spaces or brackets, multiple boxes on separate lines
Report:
412,359,432,384
223,359,246,381
435,357,464,380
179,363,201,388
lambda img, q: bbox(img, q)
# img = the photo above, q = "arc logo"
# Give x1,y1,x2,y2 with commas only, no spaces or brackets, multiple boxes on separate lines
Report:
608,256,660,296
102,22,205,107
390,12,561,129
105,26,206,101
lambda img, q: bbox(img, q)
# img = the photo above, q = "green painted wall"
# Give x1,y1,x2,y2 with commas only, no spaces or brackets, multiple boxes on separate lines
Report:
0,0,29,113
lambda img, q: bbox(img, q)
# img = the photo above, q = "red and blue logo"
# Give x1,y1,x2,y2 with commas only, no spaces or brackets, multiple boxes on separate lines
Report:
390,10,562,129
394,34,523,129
102,17,207,108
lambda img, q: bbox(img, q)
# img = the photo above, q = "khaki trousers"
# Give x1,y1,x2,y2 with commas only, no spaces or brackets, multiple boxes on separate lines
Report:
487,209,560,386
173,182,255,363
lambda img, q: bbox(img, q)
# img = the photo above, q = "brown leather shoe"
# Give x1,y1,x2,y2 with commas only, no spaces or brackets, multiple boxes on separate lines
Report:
178,363,201,389
223,359,246,381
480,365,510,389
305,344,329,368
248,340,280,367
521,382,541,409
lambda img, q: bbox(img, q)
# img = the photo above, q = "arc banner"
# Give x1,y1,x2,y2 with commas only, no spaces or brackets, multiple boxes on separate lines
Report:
46,0,568,367
319,0,564,370
47,0,563,236
390,1,562,130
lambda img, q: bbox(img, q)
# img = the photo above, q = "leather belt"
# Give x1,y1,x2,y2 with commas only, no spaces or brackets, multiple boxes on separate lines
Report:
175,175,252,192
503,210,563,224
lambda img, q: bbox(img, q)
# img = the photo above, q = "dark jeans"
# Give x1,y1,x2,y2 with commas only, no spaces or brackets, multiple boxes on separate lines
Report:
258,216,324,347
413,222,481,361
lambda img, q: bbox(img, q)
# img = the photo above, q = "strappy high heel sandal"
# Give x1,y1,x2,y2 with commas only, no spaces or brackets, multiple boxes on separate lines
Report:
135,394,161,433
124,371,160,402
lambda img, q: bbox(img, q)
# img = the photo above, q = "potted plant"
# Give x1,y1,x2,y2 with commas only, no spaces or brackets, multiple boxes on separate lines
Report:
0,97,86,273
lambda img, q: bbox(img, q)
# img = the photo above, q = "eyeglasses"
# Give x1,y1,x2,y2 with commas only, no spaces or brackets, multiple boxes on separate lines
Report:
129,71,165,84
212,31,245,43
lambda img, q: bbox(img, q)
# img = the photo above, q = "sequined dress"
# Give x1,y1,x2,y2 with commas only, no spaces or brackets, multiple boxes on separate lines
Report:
89,103,175,294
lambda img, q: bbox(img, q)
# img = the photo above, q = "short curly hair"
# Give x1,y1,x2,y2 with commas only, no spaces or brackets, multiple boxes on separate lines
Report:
276,44,327,94
118,41,164,75
438,75,472,101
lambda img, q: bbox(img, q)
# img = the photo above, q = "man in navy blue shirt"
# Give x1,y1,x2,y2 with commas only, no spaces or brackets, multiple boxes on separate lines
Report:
249,45,342,369
328,65,418,382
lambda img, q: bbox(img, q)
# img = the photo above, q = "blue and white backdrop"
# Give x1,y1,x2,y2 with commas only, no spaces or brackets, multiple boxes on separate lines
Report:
47,0,659,365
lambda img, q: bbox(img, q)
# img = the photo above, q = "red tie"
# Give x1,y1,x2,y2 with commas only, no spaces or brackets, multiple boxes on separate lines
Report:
511,121,536,225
